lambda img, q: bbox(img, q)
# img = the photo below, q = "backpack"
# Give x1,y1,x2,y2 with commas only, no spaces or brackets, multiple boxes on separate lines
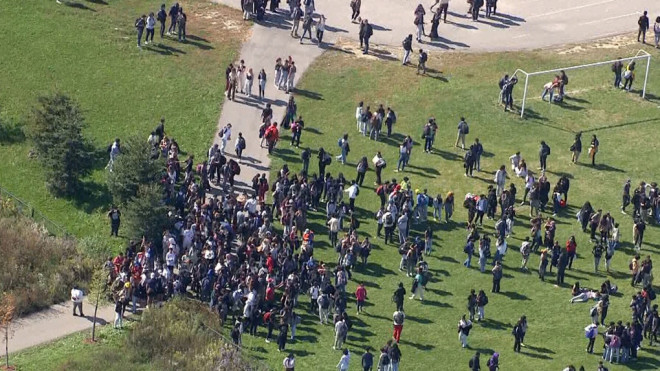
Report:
321,295,330,308
469,359,474,368
391,110,397,124
611,63,617,72
238,137,246,150
589,306,598,317
381,353,390,365
323,153,332,165
337,138,343,147
482,295,488,306
462,124,469,134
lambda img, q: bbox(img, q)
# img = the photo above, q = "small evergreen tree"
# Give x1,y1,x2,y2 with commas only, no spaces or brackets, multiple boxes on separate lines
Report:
107,135,163,205
123,184,171,248
28,94,93,196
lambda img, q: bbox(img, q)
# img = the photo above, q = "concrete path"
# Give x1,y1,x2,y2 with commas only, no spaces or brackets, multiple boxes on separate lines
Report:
9,301,115,353
211,0,657,187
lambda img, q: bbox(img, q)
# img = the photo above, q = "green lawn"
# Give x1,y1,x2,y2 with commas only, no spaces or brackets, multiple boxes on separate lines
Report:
0,0,243,238
10,323,149,371
241,44,660,370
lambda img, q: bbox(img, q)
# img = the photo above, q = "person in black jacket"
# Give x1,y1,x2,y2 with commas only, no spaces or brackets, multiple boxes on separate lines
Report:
538,141,550,170
168,2,179,34
557,248,568,285
402,34,413,65
570,132,582,163
612,58,624,88
469,351,481,370
157,4,167,38
638,11,650,43
464,148,475,177
513,319,524,352
361,19,373,54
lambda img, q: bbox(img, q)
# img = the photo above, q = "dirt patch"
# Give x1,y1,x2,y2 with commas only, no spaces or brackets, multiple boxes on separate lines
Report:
557,34,639,55
187,1,251,45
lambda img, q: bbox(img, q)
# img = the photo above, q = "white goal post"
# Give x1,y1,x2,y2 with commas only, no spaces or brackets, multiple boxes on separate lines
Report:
511,49,652,118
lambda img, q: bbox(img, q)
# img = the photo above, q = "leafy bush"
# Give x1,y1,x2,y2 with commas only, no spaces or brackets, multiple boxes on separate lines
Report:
129,299,265,370
0,214,96,314
107,135,164,205
27,94,94,196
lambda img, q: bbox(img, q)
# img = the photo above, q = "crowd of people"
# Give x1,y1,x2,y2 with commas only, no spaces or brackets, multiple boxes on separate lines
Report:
66,1,660,370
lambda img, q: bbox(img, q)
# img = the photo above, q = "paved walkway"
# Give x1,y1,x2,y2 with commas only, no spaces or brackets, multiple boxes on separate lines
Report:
212,0,656,186
10,300,115,353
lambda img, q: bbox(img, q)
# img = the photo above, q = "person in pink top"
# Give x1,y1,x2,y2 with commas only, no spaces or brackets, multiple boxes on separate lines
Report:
355,283,367,314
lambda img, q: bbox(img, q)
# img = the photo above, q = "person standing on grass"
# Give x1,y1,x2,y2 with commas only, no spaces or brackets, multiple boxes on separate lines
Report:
570,132,582,164
469,352,480,371
538,141,550,171
356,156,368,186
277,317,289,352
393,309,405,343
623,61,636,91
638,11,650,43
476,289,488,321
456,117,469,149
494,165,507,196
264,122,280,154
393,282,406,312
520,237,531,271
337,133,350,164
283,353,295,371
145,12,156,45
373,151,386,185
622,179,632,214
135,15,146,48
355,283,367,314
612,58,623,88
471,138,483,171
108,205,121,237
291,116,304,147
589,134,599,166
654,16,660,48
362,348,374,371
458,314,473,348
176,8,186,42
444,191,455,222
491,260,502,293
513,318,524,352
334,318,348,350
168,2,179,35
157,4,167,38
467,289,477,321
557,248,568,285
402,34,413,65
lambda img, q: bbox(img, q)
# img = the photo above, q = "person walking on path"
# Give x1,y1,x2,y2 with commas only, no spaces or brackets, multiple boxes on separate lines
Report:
317,15,326,45
291,4,303,38
414,4,426,43
300,13,314,43
402,34,413,65
71,285,84,316
456,117,469,150
638,11,650,43
135,15,146,48
589,134,599,166
114,298,124,329
351,0,361,22
458,315,473,348
393,309,405,343
258,68,267,99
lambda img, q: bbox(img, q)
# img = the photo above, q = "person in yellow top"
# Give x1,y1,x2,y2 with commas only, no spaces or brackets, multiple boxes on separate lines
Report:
630,254,640,286
622,61,636,91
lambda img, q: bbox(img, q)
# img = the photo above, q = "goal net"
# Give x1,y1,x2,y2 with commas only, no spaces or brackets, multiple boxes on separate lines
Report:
510,50,652,118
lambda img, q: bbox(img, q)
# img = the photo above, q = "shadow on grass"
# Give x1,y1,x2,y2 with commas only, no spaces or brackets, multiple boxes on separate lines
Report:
400,339,435,350
406,315,433,324
421,299,452,308
64,1,96,11
294,88,323,100
480,318,511,331
0,121,26,144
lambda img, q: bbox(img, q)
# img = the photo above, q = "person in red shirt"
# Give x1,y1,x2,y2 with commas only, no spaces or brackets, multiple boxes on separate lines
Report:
566,235,577,270
266,253,275,274
355,282,367,314
264,122,279,154
113,252,125,275
265,282,276,310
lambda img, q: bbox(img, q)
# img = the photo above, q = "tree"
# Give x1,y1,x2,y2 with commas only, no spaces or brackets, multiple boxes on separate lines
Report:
86,267,108,342
107,135,164,205
0,294,17,370
123,184,171,248
28,94,94,196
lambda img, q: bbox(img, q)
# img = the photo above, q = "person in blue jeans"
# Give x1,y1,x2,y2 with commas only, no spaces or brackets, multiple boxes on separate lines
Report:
135,15,146,48
464,239,475,268
157,4,167,38
396,143,408,172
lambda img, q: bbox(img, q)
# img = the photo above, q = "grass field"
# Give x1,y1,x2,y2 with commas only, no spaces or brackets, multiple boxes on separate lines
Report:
0,0,244,238
238,41,660,370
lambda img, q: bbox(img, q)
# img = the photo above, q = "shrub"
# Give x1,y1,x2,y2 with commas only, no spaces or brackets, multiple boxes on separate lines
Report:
107,135,163,205
0,215,96,314
27,94,94,196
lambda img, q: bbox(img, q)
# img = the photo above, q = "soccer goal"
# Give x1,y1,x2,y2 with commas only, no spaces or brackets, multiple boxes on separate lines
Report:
511,49,652,118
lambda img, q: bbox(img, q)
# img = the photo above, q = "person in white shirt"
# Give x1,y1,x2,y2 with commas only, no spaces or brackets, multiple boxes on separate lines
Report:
494,165,507,197
327,214,340,248
106,138,121,171
145,12,156,44
71,286,84,316
345,180,359,211
219,123,232,154
521,172,535,205
337,348,350,370
166,246,177,272
509,151,521,171
316,15,326,44
355,102,364,132
283,353,295,371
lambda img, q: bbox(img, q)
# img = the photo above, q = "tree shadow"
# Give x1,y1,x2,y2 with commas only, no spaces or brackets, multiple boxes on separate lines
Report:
73,180,113,213
0,121,25,144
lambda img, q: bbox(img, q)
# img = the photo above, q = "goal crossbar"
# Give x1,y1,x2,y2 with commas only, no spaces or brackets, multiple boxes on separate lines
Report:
512,50,652,118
